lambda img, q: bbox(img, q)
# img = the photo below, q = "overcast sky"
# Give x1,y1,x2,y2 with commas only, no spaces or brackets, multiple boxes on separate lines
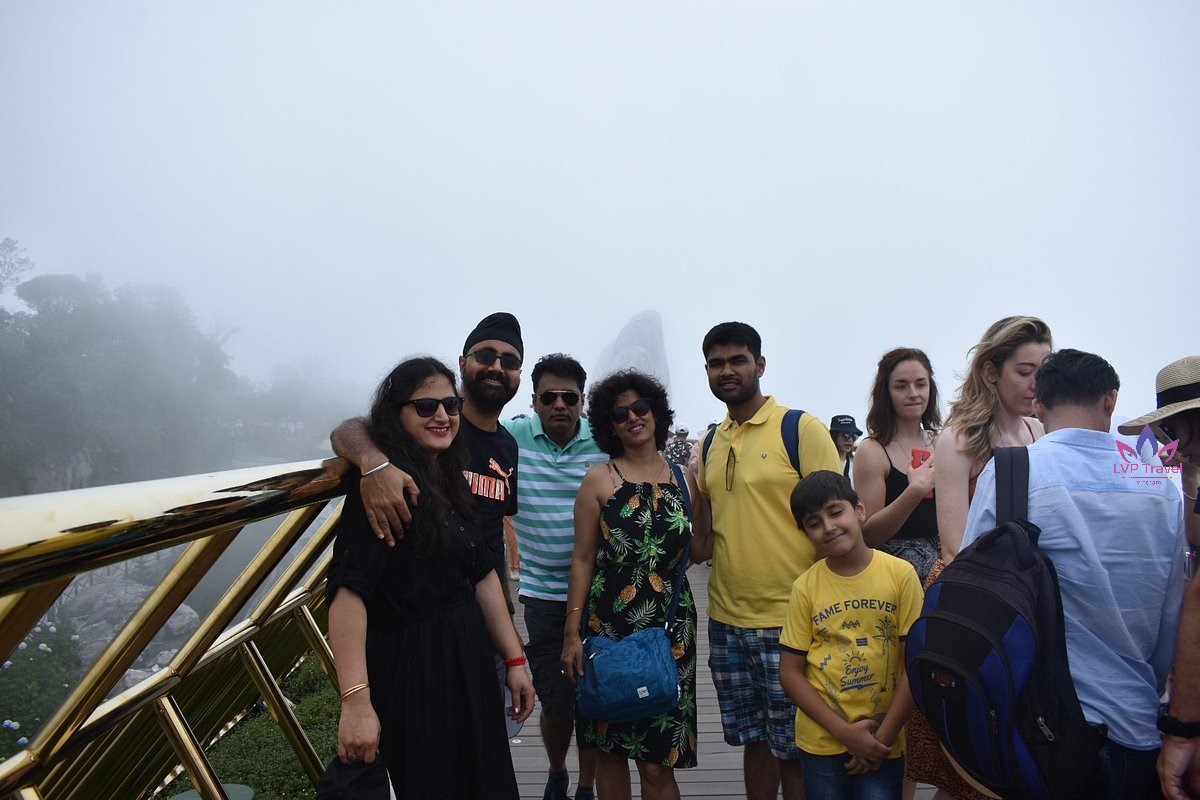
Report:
3,2,1198,434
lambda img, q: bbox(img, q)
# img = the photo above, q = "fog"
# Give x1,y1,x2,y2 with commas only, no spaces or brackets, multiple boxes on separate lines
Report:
3,2,1198,490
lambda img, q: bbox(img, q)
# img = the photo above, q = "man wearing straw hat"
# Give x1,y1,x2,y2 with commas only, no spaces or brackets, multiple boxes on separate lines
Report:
1119,355,1200,800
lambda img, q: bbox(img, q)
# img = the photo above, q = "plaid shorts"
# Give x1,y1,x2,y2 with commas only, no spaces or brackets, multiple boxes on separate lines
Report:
708,618,802,761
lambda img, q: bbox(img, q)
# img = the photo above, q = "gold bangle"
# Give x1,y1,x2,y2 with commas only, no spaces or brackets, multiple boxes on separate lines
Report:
340,682,369,700
566,606,583,616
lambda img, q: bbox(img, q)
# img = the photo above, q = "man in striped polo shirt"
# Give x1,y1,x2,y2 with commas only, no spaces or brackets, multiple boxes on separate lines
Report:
504,353,606,800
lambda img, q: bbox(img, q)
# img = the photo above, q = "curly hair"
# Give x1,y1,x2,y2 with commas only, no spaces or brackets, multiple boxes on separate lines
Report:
865,348,942,446
368,356,475,544
586,370,675,457
945,316,1053,464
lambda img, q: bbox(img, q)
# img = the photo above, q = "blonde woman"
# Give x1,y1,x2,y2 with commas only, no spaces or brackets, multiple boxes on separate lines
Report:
907,316,1052,800
935,316,1052,561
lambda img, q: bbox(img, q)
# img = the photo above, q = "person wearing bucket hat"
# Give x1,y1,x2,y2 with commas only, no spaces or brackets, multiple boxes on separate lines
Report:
1121,356,1200,800
828,414,862,480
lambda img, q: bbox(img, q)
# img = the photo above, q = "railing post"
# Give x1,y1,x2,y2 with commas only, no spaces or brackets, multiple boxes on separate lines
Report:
295,604,338,687
238,641,324,785
154,695,230,800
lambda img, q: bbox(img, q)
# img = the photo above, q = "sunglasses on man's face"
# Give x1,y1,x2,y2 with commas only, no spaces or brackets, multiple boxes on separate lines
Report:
403,396,464,418
537,390,580,407
610,398,652,424
468,348,522,371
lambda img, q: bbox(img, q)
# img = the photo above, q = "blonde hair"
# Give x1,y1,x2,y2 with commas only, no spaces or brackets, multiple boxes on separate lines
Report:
945,316,1053,464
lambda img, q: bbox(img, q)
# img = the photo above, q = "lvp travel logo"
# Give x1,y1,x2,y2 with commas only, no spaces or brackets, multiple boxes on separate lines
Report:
1114,425,1180,485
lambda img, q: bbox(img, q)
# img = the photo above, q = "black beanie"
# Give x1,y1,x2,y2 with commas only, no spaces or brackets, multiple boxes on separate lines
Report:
463,312,523,359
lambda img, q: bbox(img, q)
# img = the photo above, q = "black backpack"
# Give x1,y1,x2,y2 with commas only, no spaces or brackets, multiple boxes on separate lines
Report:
904,447,1105,800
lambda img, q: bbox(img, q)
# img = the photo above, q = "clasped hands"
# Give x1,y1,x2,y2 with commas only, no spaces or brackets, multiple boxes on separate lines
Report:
839,717,892,774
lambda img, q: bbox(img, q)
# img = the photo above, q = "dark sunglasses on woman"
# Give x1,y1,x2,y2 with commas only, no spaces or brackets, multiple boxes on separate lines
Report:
609,398,652,423
537,391,580,407
403,397,464,417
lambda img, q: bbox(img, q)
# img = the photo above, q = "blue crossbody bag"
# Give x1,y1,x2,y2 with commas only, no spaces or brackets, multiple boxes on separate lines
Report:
576,463,693,723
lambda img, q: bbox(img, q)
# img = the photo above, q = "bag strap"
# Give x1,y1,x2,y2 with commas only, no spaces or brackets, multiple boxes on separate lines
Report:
701,425,718,466
781,408,803,475
701,408,804,475
662,461,693,630
669,462,691,519
663,535,692,630
994,445,1030,527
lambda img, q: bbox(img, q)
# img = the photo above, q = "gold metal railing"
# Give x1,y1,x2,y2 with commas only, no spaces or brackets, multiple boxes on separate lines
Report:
0,459,353,800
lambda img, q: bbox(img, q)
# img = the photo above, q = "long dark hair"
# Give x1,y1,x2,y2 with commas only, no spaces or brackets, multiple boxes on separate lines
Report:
368,357,475,541
865,348,942,446
587,370,674,457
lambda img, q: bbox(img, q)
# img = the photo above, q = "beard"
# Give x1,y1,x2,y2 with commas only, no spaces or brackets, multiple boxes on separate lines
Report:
711,377,759,408
464,370,518,412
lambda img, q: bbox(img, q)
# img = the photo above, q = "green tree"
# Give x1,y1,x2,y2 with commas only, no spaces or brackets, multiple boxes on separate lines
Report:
0,274,239,495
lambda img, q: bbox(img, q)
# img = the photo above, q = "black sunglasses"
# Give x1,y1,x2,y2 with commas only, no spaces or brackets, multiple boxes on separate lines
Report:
537,390,580,407
610,398,652,423
1160,420,1178,442
467,348,522,371
838,432,858,442
402,396,464,417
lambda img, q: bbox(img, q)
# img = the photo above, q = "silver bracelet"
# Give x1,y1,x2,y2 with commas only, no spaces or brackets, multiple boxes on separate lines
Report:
362,460,391,477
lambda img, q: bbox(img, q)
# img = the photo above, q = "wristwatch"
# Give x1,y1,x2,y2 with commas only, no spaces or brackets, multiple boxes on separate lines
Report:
1158,704,1200,738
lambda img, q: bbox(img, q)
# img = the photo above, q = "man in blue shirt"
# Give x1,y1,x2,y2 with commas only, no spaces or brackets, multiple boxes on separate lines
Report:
963,349,1186,798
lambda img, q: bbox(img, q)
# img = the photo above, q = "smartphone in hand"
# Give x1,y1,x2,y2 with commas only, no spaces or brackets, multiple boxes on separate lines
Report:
911,449,934,499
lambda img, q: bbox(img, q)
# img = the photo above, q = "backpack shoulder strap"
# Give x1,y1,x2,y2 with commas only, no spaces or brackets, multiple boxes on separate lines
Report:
669,462,692,520
701,425,719,466
993,445,1030,526
781,408,804,475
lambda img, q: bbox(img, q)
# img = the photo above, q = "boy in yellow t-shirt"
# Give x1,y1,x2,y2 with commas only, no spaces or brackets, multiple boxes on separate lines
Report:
779,471,923,800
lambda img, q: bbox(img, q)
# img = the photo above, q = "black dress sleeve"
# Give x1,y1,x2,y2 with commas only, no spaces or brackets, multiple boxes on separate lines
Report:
325,478,390,605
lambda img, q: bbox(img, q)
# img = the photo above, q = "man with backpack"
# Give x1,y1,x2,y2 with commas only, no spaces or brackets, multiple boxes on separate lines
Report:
694,321,842,800
962,349,1186,798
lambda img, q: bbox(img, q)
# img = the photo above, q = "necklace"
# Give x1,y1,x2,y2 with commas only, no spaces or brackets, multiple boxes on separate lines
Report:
612,454,670,484
889,428,930,468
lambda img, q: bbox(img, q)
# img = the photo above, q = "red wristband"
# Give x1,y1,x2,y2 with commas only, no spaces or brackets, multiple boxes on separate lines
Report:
504,655,527,668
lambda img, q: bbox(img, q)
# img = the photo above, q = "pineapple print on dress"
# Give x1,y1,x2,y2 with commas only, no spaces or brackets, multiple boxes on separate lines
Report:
579,474,698,769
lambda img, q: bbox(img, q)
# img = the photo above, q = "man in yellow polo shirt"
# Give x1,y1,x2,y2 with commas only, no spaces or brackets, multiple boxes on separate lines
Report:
694,321,843,800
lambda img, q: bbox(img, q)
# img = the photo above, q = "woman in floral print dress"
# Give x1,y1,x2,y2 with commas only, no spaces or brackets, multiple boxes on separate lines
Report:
562,370,706,800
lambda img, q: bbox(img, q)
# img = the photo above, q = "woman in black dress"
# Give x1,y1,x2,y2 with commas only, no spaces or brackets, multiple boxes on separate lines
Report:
327,357,533,799
562,370,706,800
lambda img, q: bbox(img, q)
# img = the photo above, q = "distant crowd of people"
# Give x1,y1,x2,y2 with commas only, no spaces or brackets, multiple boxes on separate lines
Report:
321,311,1200,800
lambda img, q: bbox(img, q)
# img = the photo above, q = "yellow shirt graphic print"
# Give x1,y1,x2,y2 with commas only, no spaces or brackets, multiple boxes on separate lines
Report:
780,551,923,757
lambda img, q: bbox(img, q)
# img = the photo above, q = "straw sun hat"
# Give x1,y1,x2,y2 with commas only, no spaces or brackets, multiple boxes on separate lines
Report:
1117,355,1200,435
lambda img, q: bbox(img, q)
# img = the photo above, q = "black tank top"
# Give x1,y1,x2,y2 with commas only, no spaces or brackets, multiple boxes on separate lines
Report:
880,442,939,541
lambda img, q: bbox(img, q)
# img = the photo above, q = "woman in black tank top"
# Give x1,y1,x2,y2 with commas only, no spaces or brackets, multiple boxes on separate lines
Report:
851,348,942,582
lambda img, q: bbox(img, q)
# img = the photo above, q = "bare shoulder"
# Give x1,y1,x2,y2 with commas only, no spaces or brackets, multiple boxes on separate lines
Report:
936,425,970,456
579,463,614,498
855,437,886,464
